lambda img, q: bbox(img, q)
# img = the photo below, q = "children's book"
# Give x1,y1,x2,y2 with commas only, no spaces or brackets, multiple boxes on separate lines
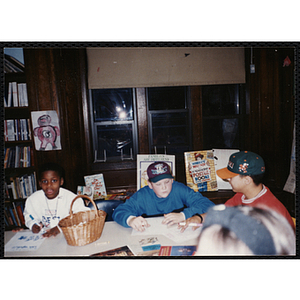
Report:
90,245,135,257
77,186,94,198
84,174,107,200
131,236,162,256
159,245,196,256
184,150,218,192
77,186,94,205
137,154,175,190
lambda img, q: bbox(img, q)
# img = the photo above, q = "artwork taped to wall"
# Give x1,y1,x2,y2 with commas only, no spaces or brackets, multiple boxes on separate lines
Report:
31,110,61,151
137,154,175,190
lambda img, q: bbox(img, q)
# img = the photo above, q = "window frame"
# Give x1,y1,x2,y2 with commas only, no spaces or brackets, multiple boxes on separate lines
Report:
147,86,193,157
88,88,138,163
201,83,246,150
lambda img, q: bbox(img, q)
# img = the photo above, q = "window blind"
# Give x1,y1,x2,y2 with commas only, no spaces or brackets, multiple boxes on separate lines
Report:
87,47,245,89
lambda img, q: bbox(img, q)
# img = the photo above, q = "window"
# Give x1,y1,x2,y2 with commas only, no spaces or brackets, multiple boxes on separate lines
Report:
201,84,245,149
88,84,245,165
147,86,192,157
89,88,137,162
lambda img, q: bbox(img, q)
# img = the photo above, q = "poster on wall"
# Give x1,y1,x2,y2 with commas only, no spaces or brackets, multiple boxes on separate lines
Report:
137,154,176,190
31,110,62,151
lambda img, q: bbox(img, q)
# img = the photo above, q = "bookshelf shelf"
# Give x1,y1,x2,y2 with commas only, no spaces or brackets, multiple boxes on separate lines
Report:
4,54,37,231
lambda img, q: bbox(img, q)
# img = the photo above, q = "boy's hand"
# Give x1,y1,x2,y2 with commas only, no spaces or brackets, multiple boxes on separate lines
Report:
32,223,43,233
162,212,185,226
178,214,203,232
128,216,150,232
12,227,24,232
42,226,60,238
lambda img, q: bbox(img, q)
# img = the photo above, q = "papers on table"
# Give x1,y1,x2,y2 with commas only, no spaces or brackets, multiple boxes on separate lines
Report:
5,231,45,252
131,216,201,243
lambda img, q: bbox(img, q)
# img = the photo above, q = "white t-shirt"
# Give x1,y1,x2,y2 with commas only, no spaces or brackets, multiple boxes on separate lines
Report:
23,188,90,230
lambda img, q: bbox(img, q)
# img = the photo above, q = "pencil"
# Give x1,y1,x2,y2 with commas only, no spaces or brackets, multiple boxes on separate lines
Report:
179,222,203,227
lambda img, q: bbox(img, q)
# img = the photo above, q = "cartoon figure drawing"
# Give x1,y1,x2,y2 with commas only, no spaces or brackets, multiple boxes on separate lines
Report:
33,114,60,150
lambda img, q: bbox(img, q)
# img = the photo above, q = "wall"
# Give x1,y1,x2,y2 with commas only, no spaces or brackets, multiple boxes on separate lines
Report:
23,47,295,215
245,47,295,215
24,48,90,191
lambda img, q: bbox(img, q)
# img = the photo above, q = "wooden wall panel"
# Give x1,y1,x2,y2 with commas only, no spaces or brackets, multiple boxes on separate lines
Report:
24,48,89,192
245,47,295,215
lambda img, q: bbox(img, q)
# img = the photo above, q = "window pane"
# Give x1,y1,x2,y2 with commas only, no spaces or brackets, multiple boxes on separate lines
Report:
203,118,239,149
96,124,133,160
202,84,239,116
151,112,190,153
92,88,133,121
148,86,186,110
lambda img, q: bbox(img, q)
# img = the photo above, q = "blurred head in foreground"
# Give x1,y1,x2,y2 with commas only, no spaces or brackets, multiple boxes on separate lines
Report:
195,205,295,256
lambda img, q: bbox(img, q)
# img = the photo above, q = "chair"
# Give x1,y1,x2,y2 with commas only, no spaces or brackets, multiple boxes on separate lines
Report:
87,199,125,222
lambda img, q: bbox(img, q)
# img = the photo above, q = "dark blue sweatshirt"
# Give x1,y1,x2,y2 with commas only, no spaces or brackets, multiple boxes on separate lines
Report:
112,181,215,227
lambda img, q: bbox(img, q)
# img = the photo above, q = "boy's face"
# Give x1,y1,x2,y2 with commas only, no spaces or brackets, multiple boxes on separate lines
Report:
148,178,173,198
227,175,248,193
39,170,64,199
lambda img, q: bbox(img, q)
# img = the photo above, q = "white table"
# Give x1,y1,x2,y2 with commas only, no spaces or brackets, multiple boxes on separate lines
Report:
4,217,200,257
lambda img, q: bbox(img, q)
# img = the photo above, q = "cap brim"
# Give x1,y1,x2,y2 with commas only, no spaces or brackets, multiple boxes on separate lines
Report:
216,167,238,179
149,174,173,183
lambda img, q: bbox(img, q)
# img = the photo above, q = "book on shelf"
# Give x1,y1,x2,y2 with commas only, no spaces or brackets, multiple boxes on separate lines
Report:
84,173,107,200
4,54,25,73
4,206,14,226
5,172,37,200
12,202,21,227
8,206,18,227
4,119,16,141
4,119,31,141
4,81,28,107
6,82,12,107
184,150,218,192
4,146,32,169
5,200,26,228
12,82,18,107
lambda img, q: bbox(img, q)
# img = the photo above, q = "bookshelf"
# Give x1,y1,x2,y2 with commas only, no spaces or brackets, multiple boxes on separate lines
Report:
4,54,37,231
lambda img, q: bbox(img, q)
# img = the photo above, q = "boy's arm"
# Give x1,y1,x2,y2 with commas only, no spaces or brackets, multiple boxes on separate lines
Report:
112,194,140,227
23,198,41,230
181,186,215,219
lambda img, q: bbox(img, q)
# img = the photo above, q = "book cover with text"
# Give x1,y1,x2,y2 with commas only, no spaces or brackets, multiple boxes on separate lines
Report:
184,150,218,192
84,174,107,200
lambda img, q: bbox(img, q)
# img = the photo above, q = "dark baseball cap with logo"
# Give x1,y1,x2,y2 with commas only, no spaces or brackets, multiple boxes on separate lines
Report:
217,151,265,179
147,161,173,183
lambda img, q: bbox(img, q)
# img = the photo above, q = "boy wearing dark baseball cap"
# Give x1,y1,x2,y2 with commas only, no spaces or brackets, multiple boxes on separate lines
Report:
217,151,295,230
113,161,214,231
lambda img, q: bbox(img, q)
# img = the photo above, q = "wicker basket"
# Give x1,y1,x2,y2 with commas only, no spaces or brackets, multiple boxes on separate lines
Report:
58,195,107,246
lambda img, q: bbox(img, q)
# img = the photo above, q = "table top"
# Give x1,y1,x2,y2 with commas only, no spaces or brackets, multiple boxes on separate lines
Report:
4,217,201,257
